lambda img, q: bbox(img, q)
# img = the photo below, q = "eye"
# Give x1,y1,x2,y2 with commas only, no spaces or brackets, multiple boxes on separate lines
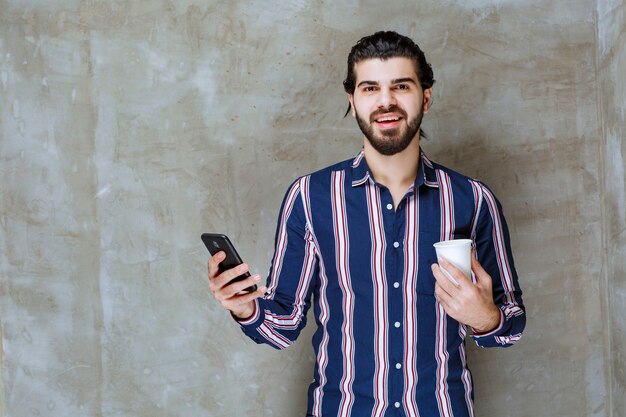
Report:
363,86,377,93
395,84,410,91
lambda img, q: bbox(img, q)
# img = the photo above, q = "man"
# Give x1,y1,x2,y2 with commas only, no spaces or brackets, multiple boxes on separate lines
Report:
208,31,525,417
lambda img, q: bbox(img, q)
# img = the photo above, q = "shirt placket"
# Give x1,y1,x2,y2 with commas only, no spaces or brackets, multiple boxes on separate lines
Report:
378,186,408,416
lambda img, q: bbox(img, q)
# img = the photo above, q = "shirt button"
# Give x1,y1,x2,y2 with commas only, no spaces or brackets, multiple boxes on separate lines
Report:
394,402,401,408
393,282,400,289
393,241,400,248
386,203,393,210
394,321,401,328
395,363,402,370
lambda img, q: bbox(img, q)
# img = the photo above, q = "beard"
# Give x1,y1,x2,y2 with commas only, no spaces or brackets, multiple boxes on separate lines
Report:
355,105,423,156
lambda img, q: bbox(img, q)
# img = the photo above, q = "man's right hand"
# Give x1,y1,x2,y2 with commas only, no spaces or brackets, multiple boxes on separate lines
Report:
207,251,267,320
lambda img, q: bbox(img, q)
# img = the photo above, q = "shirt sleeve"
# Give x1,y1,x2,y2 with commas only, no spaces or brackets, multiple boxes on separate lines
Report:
234,177,318,350
470,181,526,348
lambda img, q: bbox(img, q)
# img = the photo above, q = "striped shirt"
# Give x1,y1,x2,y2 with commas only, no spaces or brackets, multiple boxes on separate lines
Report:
236,149,525,417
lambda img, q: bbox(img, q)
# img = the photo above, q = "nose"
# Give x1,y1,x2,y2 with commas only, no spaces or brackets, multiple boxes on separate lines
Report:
377,86,396,109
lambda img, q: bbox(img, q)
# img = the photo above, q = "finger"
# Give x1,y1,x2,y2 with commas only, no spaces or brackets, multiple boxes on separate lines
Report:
213,262,251,289
208,251,226,279
433,267,460,305
431,263,455,291
438,258,469,285
434,283,454,311
221,284,265,307
221,286,267,315
432,262,460,290
236,286,267,305
434,281,452,299
219,273,262,300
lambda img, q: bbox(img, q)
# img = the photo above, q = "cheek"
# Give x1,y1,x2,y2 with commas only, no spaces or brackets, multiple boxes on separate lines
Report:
352,95,376,113
401,96,420,109
351,101,363,115
352,102,369,120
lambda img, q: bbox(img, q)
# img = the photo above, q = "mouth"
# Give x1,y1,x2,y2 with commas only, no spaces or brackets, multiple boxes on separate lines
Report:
373,114,403,129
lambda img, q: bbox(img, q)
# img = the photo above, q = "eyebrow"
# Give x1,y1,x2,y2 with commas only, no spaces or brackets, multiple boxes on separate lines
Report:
391,77,418,85
356,80,379,88
356,77,418,88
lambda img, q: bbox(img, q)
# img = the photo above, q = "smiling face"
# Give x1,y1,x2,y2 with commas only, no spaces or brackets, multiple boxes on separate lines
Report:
348,57,432,156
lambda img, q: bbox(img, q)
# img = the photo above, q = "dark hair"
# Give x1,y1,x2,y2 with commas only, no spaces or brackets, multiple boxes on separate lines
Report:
343,31,435,115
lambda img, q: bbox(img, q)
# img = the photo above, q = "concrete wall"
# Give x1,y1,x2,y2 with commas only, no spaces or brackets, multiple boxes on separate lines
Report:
598,0,626,415
0,1,622,416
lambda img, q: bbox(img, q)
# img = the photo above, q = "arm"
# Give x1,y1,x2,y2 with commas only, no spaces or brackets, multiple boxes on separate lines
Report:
433,181,525,348
208,178,317,349
469,182,525,347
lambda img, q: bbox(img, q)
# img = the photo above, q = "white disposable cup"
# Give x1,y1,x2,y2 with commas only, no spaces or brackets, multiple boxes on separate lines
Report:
433,239,472,285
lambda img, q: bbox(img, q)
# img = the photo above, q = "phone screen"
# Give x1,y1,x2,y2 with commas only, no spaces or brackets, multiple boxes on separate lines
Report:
202,233,257,292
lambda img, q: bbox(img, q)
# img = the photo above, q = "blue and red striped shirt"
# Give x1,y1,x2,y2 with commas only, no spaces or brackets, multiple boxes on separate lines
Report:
236,149,525,417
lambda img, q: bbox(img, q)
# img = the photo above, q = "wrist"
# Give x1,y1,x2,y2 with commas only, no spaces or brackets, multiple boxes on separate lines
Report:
231,301,257,322
474,306,501,334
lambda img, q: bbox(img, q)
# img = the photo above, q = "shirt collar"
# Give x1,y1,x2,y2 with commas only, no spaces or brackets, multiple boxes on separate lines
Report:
350,148,439,189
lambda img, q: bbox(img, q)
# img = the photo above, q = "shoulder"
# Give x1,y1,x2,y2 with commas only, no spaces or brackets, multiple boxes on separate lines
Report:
429,159,478,187
428,159,505,215
427,158,501,204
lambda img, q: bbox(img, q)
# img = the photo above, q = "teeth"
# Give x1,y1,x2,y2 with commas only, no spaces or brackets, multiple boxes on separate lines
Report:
377,116,400,122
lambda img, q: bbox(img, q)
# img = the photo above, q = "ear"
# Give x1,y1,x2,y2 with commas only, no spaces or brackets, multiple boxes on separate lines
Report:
422,88,433,114
347,93,356,117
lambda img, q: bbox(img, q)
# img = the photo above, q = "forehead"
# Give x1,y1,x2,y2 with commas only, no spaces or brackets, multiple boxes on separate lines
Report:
353,57,419,84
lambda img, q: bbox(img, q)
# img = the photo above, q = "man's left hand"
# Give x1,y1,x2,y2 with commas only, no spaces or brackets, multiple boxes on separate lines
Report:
432,252,501,333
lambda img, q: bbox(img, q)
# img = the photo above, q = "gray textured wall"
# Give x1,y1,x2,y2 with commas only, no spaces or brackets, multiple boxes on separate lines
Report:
598,0,626,415
0,1,623,416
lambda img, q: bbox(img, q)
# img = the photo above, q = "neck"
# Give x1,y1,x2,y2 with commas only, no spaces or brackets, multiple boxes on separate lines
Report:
363,136,421,191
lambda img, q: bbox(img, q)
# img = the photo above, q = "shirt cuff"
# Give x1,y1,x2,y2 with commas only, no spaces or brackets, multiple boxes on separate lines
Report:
471,308,504,338
231,298,261,326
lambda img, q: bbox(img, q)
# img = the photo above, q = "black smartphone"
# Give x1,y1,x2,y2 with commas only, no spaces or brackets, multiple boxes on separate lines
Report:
201,233,257,293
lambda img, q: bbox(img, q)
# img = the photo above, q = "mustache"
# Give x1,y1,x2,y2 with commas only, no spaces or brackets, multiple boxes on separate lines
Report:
370,105,407,121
